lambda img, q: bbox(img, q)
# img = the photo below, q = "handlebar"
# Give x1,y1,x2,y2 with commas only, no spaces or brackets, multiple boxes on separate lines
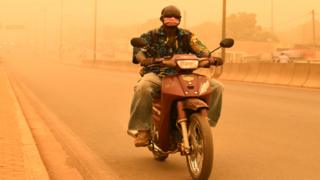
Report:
143,55,222,68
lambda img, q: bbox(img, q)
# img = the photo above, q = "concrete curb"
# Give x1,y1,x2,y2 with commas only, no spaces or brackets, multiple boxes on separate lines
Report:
221,62,320,89
9,74,120,180
1,66,50,180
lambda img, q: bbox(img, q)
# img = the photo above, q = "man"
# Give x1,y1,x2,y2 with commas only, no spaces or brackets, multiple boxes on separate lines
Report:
128,5,224,147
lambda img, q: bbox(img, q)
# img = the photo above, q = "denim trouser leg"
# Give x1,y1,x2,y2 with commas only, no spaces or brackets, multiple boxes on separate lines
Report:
128,73,161,130
128,73,223,130
208,79,224,127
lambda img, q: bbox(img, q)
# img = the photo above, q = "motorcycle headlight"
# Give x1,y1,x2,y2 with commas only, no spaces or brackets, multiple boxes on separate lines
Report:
176,60,199,69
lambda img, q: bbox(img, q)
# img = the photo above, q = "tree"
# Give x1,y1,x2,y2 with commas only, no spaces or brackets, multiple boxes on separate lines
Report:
226,12,278,42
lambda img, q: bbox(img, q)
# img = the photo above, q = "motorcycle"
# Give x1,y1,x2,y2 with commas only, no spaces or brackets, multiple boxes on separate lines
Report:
128,37,234,179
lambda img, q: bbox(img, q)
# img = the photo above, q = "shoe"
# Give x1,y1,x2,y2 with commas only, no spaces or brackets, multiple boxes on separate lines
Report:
134,130,150,147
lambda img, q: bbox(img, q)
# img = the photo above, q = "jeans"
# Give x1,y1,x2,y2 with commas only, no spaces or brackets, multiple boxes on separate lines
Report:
128,72,224,130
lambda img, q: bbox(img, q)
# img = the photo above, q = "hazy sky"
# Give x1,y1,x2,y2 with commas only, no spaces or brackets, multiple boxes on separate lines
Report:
105,0,320,29
1,0,319,30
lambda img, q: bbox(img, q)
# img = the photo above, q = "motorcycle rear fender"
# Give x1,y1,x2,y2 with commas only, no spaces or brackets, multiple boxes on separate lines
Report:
183,98,208,111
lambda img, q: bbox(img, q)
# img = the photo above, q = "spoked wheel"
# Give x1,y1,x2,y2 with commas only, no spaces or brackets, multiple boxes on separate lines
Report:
186,113,213,180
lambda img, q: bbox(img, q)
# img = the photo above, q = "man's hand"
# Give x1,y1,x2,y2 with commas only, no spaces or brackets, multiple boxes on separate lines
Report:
140,58,154,66
209,56,224,66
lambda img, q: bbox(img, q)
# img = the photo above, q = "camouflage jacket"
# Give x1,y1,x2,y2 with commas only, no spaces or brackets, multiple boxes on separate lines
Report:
132,26,210,76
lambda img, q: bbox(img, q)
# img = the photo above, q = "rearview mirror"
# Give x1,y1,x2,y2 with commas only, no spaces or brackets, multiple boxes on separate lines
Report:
130,37,147,48
220,38,234,48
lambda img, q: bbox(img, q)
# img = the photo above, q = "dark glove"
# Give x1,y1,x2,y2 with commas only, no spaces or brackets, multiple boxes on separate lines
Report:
209,56,224,66
140,58,154,66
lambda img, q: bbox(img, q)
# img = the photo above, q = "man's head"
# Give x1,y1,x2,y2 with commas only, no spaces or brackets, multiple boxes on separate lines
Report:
160,5,181,27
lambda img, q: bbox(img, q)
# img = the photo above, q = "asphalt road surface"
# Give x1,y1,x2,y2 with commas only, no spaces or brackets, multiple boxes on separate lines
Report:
4,56,320,180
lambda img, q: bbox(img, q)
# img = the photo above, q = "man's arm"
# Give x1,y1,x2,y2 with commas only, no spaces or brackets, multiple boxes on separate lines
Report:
132,32,153,64
133,48,156,66
134,50,147,63
189,34,224,66
189,34,210,57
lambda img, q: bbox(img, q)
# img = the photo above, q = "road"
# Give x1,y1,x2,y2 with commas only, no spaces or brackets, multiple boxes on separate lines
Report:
4,55,320,180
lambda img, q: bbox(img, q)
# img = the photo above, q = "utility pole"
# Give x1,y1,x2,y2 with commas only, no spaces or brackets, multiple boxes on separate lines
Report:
93,0,97,64
184,10,187,29
59,0,63,61
43,8,47,56
312,9,316,46
271,0,274,33
221,0,227,60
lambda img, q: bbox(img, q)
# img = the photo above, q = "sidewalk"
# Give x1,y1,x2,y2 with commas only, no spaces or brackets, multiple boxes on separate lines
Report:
0,65,49,180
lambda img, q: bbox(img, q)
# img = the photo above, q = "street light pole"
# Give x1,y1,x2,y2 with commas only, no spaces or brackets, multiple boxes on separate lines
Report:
43,8,47,55
221,0,227,60
271,0,274,33
184,10,187,29
312,9,316,46
93,0,97,64
59,0,63,61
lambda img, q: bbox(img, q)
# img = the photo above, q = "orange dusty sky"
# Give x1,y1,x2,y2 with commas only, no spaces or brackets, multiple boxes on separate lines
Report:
1,0,319,30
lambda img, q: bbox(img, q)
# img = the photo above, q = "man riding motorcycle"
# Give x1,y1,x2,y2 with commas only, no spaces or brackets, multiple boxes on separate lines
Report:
128,5,224,147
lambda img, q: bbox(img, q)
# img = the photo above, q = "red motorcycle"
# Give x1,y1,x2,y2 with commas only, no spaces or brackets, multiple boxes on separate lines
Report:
128,38,234,179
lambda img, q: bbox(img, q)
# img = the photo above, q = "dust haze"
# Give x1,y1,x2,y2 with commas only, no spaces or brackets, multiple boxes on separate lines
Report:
1,2,320,179
1,0,319,72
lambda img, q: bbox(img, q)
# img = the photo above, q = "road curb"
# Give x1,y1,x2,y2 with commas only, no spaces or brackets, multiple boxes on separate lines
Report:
1,66,50,180
9,73,120,179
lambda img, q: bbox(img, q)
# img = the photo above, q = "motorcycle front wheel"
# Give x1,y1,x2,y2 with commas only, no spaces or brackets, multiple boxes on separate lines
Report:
186,113,213,180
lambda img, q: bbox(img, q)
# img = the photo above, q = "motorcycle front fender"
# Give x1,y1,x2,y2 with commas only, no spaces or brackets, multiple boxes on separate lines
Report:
183,98,208,111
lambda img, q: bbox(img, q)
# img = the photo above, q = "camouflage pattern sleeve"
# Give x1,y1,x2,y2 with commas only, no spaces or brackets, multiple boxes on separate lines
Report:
189,34,210,57
132,31,153,64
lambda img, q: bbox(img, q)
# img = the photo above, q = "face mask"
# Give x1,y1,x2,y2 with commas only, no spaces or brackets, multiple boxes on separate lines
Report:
163,17,180,27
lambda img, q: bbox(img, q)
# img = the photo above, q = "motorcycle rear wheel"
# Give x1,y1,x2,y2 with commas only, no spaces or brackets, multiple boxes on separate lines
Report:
186,113,213,180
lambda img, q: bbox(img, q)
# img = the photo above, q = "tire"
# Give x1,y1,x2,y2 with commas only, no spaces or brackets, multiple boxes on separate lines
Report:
186,113,213,180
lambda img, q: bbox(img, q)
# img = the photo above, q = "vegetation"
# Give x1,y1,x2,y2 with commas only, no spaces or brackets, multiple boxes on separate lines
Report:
226,12,278,42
